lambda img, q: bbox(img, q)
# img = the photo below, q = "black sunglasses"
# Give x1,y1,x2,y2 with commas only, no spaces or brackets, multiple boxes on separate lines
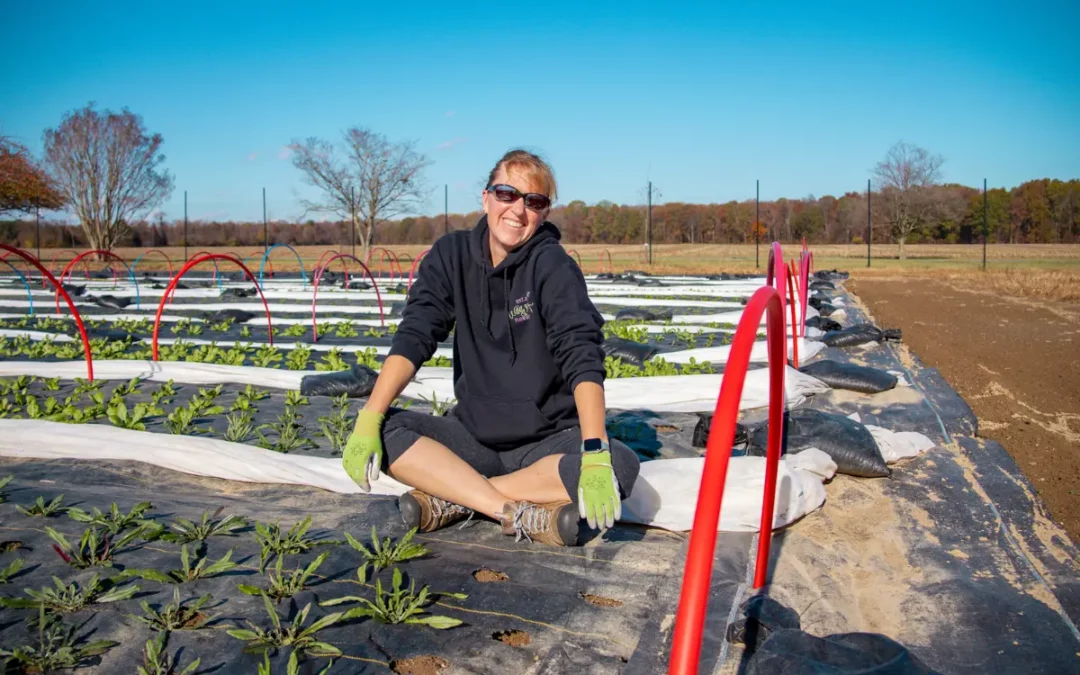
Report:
487,184,551,211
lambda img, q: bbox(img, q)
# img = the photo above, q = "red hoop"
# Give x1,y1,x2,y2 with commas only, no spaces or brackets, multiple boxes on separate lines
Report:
565,249,582,267
408,248,431,290
668,242,788,675
600,249,614,274
57,250,130,312
366,247,402,284
132,249,174,277
152,254,273,360
311,253,385,342
315,250,342,274
0,245,94,380
187,251,222,284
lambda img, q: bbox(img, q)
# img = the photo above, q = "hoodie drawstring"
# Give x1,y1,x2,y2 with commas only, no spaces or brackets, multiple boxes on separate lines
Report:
504,269,516,366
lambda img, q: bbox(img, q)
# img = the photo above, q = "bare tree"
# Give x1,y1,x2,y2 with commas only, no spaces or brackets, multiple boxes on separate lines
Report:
873,141,944,259
289,128,430,258
0,135,65,216
43,104,174,254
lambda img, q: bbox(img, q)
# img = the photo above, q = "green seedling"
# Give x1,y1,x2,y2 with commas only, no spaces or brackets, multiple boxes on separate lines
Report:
161,507,247,544
253,516,339,572
390,397,413,410
165,407,201,435
315,348,348,372
171,318,193,335
150,380,177,406
107,400,164,431
221,342,250,366
66,501,155,535
334,321,358,338
280,324,308,338
344,526,429,583
124,544,236,584
284,390,309,407
0,474,12,502
285,345,312,371
187,323,204,336
362,326,383,338
317,394,352,455
17,494,67,518
353,347,379,370
0,607,117,673
0,557,26,584
210,318,235,333
253,344,283,368
321,567,465,629
230,394,258,413
258,650,335,675
47,525,146,569
239,551,330,602
128,586,216,631
137,631,201,675
418,392,455,417
243,384,270,401
240,325,253,338
0,573,139,613
42,377,61,391
225,410,256,443
25,395,64,421
256,407,315,454
0,398,19,419
112,376,143,397
228,593,343,658
422,355,452,367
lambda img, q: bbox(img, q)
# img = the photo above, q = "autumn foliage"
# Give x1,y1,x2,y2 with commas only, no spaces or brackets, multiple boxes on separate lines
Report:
0,136,64,215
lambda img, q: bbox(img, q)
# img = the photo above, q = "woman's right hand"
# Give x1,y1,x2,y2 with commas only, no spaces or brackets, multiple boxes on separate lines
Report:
342,409,386,492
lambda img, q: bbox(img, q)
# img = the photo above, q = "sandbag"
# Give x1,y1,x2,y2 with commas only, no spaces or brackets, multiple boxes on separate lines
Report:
615,307,673,321
634,278,664,287
220,287,257,299
726,594,802,654
61,283,86,297
799,361,898,394
691,414,748,449
822,324,902,348
300,363,379,398
344,280,371,290
204,308,256,324
594,273,615,280
87,328,139,343
89,294,132,309
390,301,408,315
745,630,940,675
601,337,659,366
814,269,850,280
806,316,843,332
809,280,835,291
747,409,889,478
817,302,837,316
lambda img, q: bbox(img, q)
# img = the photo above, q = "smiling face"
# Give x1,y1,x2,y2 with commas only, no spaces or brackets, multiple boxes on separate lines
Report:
482,166,551,265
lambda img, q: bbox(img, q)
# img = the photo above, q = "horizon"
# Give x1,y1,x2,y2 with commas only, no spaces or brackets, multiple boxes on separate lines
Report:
3,1,1078,224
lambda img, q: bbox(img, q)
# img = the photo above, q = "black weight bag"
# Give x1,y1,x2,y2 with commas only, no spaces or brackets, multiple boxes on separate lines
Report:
809,279,835,291
88,294,132,309
220,287,257,299
726,594,802,654
614,307,673,321
204,309,256,324
601,337,659,366
300,363,380,398
806,315,843,332
799,360,898,394
747,408,889,478
822,323,902,348
61,283,86,297
691,413,748,449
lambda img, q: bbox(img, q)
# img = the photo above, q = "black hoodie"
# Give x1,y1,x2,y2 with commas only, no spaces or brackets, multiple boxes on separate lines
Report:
388,216,605,450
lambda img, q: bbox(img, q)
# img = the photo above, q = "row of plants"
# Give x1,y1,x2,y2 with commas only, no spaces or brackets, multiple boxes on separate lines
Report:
0,480,466,674
0,315,399,341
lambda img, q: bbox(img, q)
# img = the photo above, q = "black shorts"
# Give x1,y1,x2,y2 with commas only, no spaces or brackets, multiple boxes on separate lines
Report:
381,408,640,503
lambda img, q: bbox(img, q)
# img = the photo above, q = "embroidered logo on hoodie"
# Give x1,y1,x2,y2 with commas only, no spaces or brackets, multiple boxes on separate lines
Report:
509,291,535,324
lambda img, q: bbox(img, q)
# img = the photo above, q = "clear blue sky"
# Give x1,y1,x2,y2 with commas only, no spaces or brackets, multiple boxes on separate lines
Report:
3,0,1078,222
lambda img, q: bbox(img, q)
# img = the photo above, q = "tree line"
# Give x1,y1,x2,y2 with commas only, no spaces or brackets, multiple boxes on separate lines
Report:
1,104,1077,257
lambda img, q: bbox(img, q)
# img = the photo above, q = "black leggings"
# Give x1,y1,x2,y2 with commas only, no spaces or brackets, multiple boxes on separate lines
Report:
381,408,640,504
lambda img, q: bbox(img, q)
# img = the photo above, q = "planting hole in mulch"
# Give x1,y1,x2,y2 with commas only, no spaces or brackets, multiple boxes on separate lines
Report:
473,568,509,582
580,592,623,607
492,629,532,647
655,424,680,432
391,655,451,675
0,540,24,552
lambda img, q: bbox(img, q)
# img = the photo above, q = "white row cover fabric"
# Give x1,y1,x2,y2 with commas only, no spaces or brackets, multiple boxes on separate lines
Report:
673,303,819,326
0,360,830,413
847,413,934,463
0,288,408,303
660,337,826,365
0,312,400,327
0,419,830,532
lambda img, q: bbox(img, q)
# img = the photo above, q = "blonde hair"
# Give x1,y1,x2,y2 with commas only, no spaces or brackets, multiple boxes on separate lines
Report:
486,149,557,204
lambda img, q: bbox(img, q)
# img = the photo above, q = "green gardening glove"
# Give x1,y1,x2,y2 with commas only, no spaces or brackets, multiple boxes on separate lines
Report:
578,443,621,530
342,409,385,492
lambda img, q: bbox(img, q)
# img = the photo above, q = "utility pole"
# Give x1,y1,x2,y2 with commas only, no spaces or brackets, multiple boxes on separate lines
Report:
183,191,188,261
35,207,40,260
262,187,268,250
444,184,449,237
866,179,871,268
755,179,760,268
647,180,653,265
982,178,988,271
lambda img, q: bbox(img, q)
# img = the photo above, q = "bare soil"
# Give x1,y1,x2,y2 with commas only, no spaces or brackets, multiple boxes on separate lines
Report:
390,656,450,675
472,568,509,583
579,593,624,608
850,277,1080,541
492,629,532,647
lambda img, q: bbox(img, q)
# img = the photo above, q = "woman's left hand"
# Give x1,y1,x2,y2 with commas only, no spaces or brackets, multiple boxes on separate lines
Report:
578,447,621,529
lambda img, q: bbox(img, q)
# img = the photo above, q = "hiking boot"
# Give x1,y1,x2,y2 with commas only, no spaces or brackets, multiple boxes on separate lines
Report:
399,490,473,532
499,500,580,547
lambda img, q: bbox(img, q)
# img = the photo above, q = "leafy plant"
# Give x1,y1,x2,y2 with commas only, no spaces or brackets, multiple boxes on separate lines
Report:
113,376,143,397
225,410,256,443
333,321,358,338
137,631,201,675
315,348,348,372
0,474,12,502
227,593,343,658
66,501,155,534
253,516,338,572
161,507,248,544
284,390,309,407
353,347,379,370
321,567,465,629
256,407,315,454
258,650,335,675
128,586,216,631
0,573,139,612
317,395,352,455
419,392,455,416
422,355,452,367
252,345,283,368
243,384,270,401
165,407,200,435
210,318,235,333
280,324,308,338
229,394,258,413
107,400,164,431
17,494,67,518
344,527,428,583
72,378,103,397
42,377,62,391
239,551,330,602
124,545,236,584
285,345,312,371
240,325,253,338
48,525,146,569
0,556,25,584
0,607,117,673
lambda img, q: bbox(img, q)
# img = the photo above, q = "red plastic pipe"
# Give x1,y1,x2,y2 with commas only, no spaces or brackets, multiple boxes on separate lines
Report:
187,250,222,284
367,247,400,284
50,249,85,282
601,248,614,274
133,249,174,277
315,250,342,275
786,265,799,369
668,243,787,675
565,249,582,267
152,254,273,360
407,248,431,290
310,253,385,342
57,249,132,312
0,244,94,380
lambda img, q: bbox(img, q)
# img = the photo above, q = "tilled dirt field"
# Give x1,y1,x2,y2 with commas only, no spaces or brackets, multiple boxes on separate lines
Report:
850,277,1080,542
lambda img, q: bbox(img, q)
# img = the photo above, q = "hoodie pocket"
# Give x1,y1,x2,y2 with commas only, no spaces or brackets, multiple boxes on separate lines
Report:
455,394,552,448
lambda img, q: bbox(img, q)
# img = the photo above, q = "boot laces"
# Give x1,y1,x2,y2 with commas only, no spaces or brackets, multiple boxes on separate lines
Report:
511,503,552,543
430,496,473,529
